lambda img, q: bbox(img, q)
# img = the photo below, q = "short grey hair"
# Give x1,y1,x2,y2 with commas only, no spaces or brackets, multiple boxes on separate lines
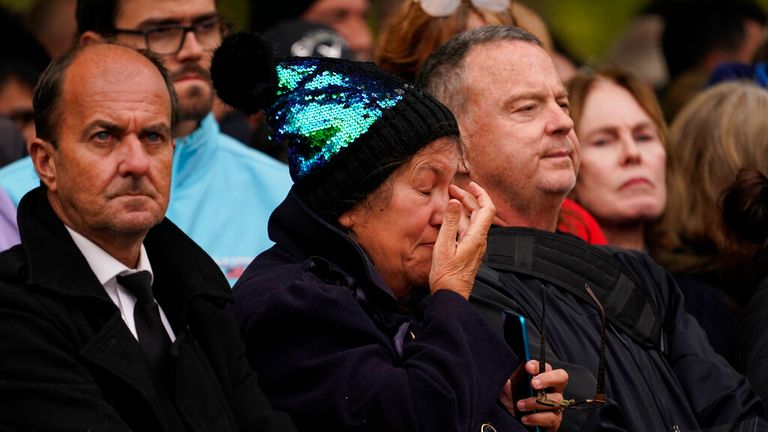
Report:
416,25,542,118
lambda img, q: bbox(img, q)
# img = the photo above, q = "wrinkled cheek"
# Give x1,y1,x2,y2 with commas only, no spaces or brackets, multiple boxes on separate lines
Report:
408,251,433,286
156,160,174,196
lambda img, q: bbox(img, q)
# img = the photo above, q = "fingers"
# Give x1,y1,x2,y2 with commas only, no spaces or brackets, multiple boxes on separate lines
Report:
525,359,550,376
449,183,479,212
433,199,462,261
517,392,565,431
517,360,567,431
516,392,566,413
498,379,515,415
525,360,568,393
428,182,494,299
455,182,494,245
449,184,474,237
429,199,472,298
519,408,563,431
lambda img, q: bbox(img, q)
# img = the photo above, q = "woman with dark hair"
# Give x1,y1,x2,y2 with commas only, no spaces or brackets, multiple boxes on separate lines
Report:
724,169,768,408
211,33,568,431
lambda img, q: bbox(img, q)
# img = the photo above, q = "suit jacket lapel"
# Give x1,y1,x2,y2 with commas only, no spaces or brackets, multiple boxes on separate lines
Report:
80,314,164,414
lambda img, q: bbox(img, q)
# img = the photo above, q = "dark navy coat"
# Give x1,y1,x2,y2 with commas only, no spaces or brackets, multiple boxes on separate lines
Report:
471,226,767,432
233,189,525,432
735,276,768,413
0,187,294,431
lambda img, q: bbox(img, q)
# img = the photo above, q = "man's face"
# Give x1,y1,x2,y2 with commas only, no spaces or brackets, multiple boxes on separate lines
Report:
38,45,174,248
460,40,579,219
302,0,373,60
112,0,219,124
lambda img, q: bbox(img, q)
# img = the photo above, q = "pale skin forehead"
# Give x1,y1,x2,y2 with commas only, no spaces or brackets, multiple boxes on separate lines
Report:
62,44,171,116
579,80,655,135
114,0,217,26
464,40,567,98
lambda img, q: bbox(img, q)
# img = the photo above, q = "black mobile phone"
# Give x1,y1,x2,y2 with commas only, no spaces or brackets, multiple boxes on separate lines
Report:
502,309,541,432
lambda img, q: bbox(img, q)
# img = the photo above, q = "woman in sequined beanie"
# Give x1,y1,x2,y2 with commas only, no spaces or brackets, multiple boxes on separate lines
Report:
211,32,567,432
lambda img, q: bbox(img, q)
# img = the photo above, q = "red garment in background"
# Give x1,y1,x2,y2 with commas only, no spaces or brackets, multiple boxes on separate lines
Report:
558,198,608,245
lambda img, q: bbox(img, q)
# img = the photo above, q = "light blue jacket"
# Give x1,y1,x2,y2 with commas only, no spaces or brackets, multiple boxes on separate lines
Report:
0,114,292,285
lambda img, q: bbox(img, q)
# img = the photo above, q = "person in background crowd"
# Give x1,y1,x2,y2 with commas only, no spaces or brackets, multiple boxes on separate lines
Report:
0,119,21,248
0,113,28,172
0,5,50,147
0,0,293,284
0,42,294,432
213,32,569,432
660,0,767,121
375,0,517,82
374,0,567,82
725,168,768,411
566,67,669,251
650,81,768,360
418,25,767,432
219,19,355,162
27,0,78,59
249,0,373,60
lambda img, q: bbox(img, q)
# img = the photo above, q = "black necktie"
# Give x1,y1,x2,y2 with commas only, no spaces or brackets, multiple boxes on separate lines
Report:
117,271,171,380
117,272,187,430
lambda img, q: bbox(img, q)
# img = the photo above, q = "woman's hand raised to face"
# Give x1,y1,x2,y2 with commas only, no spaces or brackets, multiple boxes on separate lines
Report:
429,181,495,299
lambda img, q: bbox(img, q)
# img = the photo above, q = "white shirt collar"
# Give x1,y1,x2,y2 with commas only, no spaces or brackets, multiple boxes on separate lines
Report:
65,226,154,285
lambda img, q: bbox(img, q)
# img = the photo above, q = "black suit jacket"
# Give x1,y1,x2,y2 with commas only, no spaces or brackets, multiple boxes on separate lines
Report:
0,187,295,431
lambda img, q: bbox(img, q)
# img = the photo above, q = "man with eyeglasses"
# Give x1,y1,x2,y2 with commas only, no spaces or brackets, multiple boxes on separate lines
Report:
418,25,767,432
0,0,293,285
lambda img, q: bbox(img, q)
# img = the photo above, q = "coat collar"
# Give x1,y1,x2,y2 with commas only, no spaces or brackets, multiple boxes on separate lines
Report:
17,186,231,306
170,113,218,188
268,188,397,305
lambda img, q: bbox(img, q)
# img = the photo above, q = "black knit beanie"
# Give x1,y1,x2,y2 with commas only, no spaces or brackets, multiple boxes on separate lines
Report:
211,33,459,220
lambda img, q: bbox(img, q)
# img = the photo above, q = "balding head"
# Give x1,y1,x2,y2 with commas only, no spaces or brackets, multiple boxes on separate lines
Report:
33,42,178,144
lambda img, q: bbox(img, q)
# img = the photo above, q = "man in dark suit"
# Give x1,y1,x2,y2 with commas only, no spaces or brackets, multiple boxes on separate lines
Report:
0,42,294,431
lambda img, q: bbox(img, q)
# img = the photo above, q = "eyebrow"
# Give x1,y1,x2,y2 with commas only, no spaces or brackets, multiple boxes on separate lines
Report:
81,120,122,141
584,121,657,137
135,12,218,29
81,120,171,140
633,121,657,130
502,88,569,108
140,123,172,136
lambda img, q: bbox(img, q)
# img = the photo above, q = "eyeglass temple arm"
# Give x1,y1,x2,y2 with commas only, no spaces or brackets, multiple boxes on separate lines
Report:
584,283,607,402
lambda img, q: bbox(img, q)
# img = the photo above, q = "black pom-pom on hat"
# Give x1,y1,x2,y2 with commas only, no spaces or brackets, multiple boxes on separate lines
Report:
211,32,279,114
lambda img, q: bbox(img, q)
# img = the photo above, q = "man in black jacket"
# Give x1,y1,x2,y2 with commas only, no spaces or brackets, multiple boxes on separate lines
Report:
0,42,293,431
418,25,767,431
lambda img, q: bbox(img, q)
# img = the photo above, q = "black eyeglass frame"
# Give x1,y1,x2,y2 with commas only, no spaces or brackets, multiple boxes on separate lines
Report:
111,16,224,56
535,283,607,410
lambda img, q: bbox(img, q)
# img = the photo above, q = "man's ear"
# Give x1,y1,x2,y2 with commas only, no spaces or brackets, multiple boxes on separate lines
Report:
29,138,58,191
79,31,106,47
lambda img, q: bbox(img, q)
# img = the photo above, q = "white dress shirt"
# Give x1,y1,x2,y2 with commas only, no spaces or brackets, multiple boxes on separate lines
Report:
66,227,176,342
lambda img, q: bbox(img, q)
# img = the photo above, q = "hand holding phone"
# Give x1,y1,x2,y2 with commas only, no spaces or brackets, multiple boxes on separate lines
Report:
502,309,541,432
